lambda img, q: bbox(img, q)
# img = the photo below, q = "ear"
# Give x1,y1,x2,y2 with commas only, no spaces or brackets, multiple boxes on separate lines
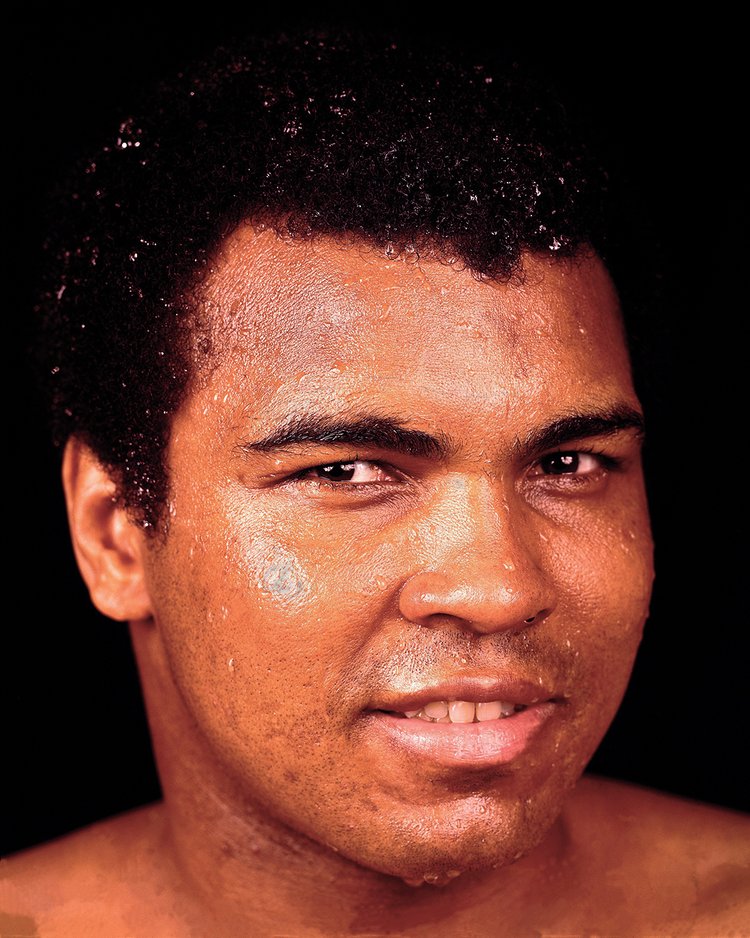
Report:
62,438,153,622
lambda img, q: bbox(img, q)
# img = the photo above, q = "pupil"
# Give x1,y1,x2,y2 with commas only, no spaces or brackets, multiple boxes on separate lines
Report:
320,462,356,481
544,453,578,475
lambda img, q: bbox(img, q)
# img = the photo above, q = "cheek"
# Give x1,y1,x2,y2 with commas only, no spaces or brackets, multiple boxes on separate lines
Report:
543,506,654,746
153,499,391,732
542,483,654,626
147,507,410,844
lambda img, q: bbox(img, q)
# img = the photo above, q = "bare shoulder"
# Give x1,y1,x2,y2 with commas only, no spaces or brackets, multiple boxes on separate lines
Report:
0,803,181,938
573,774,750,844
565,775,750,934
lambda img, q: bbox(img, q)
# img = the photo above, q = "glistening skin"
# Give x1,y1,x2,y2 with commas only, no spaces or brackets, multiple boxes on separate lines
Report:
66,228,654,891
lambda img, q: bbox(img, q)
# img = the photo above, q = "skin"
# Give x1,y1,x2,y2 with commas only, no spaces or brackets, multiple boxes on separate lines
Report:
2,230,749,936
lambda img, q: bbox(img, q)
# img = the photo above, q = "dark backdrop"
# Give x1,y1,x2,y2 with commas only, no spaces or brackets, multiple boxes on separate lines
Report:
6,5,746,856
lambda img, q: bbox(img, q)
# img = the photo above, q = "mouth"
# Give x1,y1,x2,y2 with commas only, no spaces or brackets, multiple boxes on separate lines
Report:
394,699,525,723
365,679,559,770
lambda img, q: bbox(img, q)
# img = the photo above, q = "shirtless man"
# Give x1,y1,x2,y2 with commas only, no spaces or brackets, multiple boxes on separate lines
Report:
3,32,748,937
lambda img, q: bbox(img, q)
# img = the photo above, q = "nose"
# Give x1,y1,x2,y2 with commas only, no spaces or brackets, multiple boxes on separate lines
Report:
398,476,556,636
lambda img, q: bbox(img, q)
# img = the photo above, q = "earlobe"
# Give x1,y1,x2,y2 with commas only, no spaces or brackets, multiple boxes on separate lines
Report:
62,438,153,622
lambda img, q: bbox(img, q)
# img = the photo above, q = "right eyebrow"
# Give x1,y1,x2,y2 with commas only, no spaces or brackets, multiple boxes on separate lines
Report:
239,413,454,460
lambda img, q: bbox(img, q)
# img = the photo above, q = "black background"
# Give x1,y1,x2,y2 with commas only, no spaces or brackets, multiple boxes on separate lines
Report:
6,5,747,855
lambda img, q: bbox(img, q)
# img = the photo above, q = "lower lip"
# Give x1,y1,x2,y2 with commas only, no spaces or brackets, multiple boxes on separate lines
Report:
366,704,556,769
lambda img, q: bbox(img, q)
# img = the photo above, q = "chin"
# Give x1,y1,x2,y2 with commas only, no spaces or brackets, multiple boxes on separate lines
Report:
337,787,564,887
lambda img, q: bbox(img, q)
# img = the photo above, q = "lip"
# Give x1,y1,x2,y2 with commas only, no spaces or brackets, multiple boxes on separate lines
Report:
367,703,555,768
370,675,556,714
365,676,559,770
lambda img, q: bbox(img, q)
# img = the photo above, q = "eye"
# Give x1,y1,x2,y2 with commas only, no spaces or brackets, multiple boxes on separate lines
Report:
523,449,615,500
536,451,602,476
297,460,400,484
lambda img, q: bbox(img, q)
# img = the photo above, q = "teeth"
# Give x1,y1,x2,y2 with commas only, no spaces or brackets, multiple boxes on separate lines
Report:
476,701,503,721
449,701,475,723
402,700,523,723
423,701,449,720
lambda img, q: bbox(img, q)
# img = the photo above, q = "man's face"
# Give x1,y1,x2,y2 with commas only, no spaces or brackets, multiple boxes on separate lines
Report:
139,229,653,881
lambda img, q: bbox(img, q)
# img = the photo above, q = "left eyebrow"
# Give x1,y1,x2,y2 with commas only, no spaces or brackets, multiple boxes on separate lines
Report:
519,405,645,459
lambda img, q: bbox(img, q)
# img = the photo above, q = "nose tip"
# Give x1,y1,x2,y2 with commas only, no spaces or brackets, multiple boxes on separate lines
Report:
398,568,554,636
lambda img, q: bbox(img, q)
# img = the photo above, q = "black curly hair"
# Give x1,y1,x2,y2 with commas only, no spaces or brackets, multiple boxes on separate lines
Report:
36,31,609,530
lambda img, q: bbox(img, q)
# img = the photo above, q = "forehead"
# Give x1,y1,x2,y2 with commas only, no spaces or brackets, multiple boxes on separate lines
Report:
196,227,634,433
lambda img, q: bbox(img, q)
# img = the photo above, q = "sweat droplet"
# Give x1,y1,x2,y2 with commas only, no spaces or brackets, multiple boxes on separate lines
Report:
227,658,236,672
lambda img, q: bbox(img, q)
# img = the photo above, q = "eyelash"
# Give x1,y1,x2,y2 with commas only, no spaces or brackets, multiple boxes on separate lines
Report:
292,457,404,490
533,449,620,477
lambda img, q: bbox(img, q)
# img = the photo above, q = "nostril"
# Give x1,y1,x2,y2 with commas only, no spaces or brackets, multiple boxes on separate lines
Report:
523,608,552,627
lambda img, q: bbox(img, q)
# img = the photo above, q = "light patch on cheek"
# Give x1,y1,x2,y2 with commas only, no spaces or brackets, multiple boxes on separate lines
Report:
240,536,311,606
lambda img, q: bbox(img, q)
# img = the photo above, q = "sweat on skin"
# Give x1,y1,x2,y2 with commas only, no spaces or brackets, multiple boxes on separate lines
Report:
132,229,654,880
5,229,748,937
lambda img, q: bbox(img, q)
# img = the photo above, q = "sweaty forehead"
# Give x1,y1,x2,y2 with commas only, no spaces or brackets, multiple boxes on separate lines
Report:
196,225,632,420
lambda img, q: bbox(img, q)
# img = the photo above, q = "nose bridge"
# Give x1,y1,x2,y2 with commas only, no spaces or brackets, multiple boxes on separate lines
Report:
434,472,521,566
399,471,554,633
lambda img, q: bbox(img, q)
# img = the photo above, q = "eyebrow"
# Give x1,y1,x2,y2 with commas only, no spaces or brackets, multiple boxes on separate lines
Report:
240,414,452,459
239,404,644,461
521,405,645,457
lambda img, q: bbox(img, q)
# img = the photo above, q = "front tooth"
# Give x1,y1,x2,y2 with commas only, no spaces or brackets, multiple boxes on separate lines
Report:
476,701,503,721
449,700,475,723
500,701,515,716
423,701,449,720
404,710,420,718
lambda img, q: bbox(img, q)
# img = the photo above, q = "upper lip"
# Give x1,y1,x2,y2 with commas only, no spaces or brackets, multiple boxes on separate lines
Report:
369,675,558,713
